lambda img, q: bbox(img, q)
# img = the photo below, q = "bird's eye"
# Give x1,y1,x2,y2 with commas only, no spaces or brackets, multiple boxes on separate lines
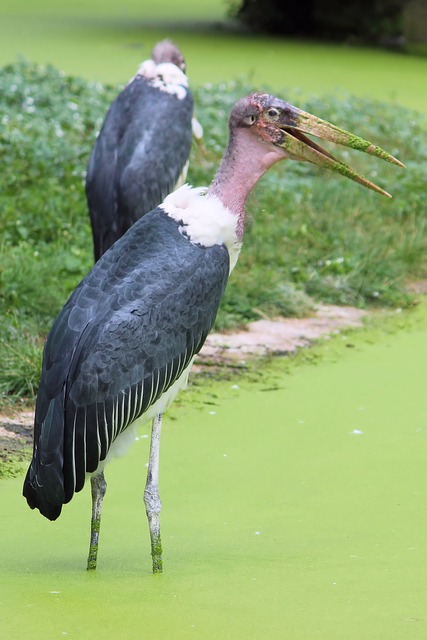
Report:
243,114,257,126
267,108,280,118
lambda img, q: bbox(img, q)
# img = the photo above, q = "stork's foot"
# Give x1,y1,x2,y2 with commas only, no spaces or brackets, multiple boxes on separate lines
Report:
87,472,107,571
144,487,163,573
144,414,163,574
148,518,163,574
87,522,100,571
151,538,163,574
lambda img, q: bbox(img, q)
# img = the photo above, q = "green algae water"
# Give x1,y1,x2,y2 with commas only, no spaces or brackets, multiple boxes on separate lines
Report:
1,1,427,114
1,311,426,639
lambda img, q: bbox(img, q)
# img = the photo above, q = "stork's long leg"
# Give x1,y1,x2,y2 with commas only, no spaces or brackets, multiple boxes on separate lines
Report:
87,471,107,571
144,413,163,573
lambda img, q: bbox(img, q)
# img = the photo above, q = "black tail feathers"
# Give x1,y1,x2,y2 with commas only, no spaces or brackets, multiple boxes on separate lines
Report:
22,395,66,521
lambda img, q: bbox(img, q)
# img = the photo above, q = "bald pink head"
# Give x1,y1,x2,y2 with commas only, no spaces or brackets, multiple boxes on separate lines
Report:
151,40,186,72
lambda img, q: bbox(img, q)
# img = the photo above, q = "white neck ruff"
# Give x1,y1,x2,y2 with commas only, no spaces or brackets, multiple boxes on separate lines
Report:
160,184,242,273
133,60,188,100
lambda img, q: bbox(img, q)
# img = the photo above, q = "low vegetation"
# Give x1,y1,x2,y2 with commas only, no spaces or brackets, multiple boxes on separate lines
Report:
229,0,410,44
1,60,426,405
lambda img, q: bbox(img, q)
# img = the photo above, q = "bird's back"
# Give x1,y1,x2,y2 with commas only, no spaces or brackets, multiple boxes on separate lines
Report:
86,71,194,260
23,208,229,520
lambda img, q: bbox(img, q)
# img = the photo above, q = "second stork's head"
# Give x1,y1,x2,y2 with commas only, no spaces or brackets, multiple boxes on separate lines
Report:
151,40,186,72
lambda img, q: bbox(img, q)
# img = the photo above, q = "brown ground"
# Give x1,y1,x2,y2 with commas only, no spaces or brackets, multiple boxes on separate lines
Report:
195,304,366,366
0,304,366,461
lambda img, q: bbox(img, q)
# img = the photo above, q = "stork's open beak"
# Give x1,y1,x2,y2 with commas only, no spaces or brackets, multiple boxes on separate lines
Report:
275,103,405,198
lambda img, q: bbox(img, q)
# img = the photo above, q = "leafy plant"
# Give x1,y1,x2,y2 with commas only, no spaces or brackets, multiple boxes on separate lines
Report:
228,0,409,43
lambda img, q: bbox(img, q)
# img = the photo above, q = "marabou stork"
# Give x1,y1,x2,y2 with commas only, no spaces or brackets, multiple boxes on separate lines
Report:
86,40,201,261
23,93,404,573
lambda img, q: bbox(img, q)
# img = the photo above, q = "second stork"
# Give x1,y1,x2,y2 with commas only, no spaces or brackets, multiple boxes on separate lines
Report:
86,40,200,260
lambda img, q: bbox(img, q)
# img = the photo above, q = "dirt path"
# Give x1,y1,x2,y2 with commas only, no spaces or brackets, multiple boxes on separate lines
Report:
195,304,365,366
0,304,366,462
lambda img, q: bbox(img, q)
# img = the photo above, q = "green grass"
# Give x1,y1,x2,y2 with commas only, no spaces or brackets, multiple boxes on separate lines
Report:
0,60,426,406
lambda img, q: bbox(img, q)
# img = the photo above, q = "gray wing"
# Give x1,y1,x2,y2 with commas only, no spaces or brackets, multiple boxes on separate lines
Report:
86,77,194,260
23,209,229,519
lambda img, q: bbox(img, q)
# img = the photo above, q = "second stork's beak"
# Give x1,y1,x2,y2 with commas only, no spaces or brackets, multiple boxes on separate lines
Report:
267,99,405,197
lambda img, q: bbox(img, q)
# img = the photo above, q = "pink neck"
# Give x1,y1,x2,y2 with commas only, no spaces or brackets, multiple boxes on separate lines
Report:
209,129,284,239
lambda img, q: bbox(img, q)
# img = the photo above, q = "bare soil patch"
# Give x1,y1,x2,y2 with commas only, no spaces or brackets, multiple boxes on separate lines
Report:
0,411,34,474
194,304,366,368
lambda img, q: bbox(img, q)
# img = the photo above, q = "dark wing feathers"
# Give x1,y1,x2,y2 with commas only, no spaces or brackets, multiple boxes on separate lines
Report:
86,77,194,260
23,210,229,519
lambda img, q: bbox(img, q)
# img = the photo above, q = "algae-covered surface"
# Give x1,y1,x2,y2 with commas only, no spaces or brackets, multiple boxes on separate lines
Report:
1,310,426,639
1,1,427,114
